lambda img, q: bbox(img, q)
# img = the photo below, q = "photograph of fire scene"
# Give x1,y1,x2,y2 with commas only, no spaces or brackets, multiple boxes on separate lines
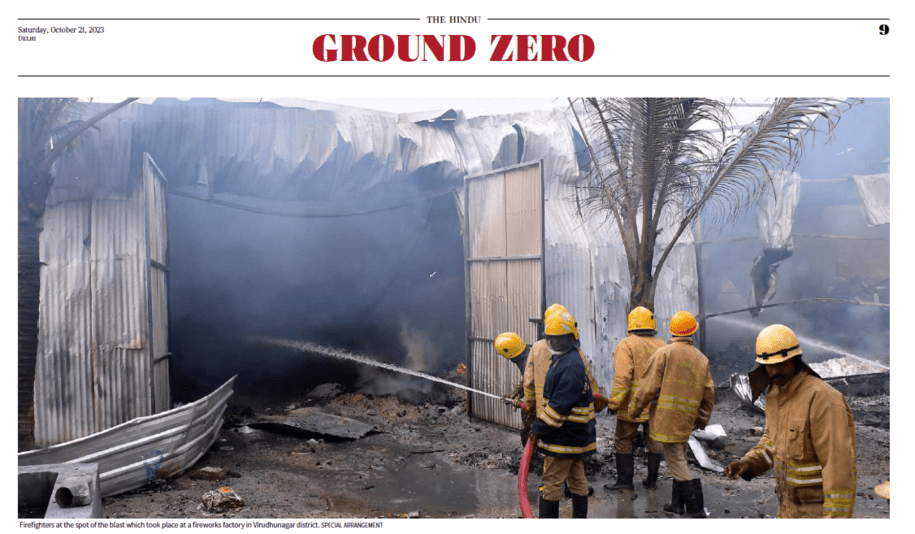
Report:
18,97,889,519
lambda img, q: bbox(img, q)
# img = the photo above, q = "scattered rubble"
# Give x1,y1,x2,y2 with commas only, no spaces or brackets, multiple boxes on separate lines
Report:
190,467,227,481
101,381,889,519
199,487,244,513
809,356,888,377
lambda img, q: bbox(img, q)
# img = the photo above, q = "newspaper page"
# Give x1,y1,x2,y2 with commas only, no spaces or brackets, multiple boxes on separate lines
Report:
9,0,907,530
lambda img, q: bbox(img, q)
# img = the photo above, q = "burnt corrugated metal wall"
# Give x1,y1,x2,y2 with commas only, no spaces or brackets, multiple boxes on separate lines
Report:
33,152,170,447
465,161,543,428
144,156,171,413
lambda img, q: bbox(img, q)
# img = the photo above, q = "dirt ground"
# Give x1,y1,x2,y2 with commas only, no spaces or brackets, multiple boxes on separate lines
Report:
102,378,890,519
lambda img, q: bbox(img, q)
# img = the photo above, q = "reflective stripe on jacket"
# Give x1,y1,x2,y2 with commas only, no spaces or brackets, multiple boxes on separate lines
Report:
741,367,857,518
523,339,602,416
607,333,665,421
628,337,714,443
532,347,597,458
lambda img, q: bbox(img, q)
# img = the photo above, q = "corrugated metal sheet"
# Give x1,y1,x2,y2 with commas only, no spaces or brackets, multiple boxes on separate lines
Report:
36,201,94,444
91,197,152,428
35,150,171,448
20,376,233,498
465,162,543,429
145,155,170,413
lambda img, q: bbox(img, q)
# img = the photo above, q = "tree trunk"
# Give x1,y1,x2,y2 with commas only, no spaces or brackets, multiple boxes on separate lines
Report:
629,259,657,312
18,218,41,451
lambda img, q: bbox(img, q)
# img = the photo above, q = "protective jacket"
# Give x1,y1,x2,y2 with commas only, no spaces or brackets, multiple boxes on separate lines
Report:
523,339,601,415
608,333,665,422
532,347,597,458
739,367,857,518
629,337,714,443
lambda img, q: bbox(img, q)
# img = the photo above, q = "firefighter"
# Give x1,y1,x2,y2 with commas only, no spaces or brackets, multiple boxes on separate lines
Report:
630,310,714,518
724,324,857,518
494,332,536,446
522,304,606,504
531,310,597,518
523,304,607,418
605,306,666,491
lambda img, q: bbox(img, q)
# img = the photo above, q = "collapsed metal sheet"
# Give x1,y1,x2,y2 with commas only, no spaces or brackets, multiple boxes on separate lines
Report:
730,372,767,413
687,436,724,473
252,408,377,440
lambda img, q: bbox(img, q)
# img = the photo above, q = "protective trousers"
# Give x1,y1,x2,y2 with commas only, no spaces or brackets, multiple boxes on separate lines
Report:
662,441,691,482
614,419,662,455
542,456,588,501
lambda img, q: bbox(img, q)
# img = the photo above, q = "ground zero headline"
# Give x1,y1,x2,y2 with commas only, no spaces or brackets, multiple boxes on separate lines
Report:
312,34,595,62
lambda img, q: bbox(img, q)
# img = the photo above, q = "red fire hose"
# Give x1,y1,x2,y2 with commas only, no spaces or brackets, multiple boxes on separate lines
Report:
517,401,535,518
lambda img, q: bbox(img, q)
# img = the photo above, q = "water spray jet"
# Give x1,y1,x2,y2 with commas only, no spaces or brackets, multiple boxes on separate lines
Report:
709,315,889,370
252,336,505,400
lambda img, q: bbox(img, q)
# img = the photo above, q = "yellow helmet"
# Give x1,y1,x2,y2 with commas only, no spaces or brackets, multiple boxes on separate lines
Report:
627,306,656,332
494,332,527,359
544,310,577,337
545,304,580,340
755,324,802,365
670,310,698,337
544,303,568,321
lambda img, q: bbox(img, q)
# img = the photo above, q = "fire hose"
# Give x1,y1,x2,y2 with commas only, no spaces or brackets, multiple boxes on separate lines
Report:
516,401,535,519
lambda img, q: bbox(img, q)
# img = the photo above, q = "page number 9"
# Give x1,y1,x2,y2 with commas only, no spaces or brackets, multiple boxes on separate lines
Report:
878,24,889,35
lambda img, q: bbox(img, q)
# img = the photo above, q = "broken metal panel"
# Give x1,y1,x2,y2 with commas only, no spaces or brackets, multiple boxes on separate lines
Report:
253,408,377,440
853,172,890,225
20,376,234,498
465,162,543,429
757,171,801,250
35,150,171,447
145,155,170,413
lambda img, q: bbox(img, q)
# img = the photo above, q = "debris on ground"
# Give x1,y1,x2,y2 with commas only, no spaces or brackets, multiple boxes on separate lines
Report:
199,487,244,513
250,407,378,440
190,467,227,481
809,356,887,378
101,383,889,519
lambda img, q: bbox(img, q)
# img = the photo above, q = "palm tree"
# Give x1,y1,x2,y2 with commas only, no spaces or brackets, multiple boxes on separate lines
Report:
570,97,854,312
18,98,137,450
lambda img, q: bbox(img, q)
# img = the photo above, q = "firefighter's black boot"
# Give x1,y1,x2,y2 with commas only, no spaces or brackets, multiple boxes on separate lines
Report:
539,497,560,518
663,480,685,515
642,452,663,489
571,494,588,518
604,454,634,491
682,478,707,518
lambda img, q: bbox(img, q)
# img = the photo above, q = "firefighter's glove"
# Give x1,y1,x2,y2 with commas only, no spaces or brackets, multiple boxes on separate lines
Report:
724,459,755,481
592,395,608,413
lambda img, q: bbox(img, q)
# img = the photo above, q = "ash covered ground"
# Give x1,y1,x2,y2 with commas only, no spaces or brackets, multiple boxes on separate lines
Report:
102,374,890,519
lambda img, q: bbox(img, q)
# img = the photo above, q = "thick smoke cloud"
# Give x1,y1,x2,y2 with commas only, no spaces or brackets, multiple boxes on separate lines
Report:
700,100,889,381
168,186,466,403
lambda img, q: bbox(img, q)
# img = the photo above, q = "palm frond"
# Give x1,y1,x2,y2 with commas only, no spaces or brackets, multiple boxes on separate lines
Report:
694,97,856,227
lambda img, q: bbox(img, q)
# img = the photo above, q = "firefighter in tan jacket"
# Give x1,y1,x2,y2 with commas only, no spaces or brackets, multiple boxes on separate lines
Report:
605,306,666,491
724,324,857,518
630,311,714,518
523,304,606,420
495,332,536,447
